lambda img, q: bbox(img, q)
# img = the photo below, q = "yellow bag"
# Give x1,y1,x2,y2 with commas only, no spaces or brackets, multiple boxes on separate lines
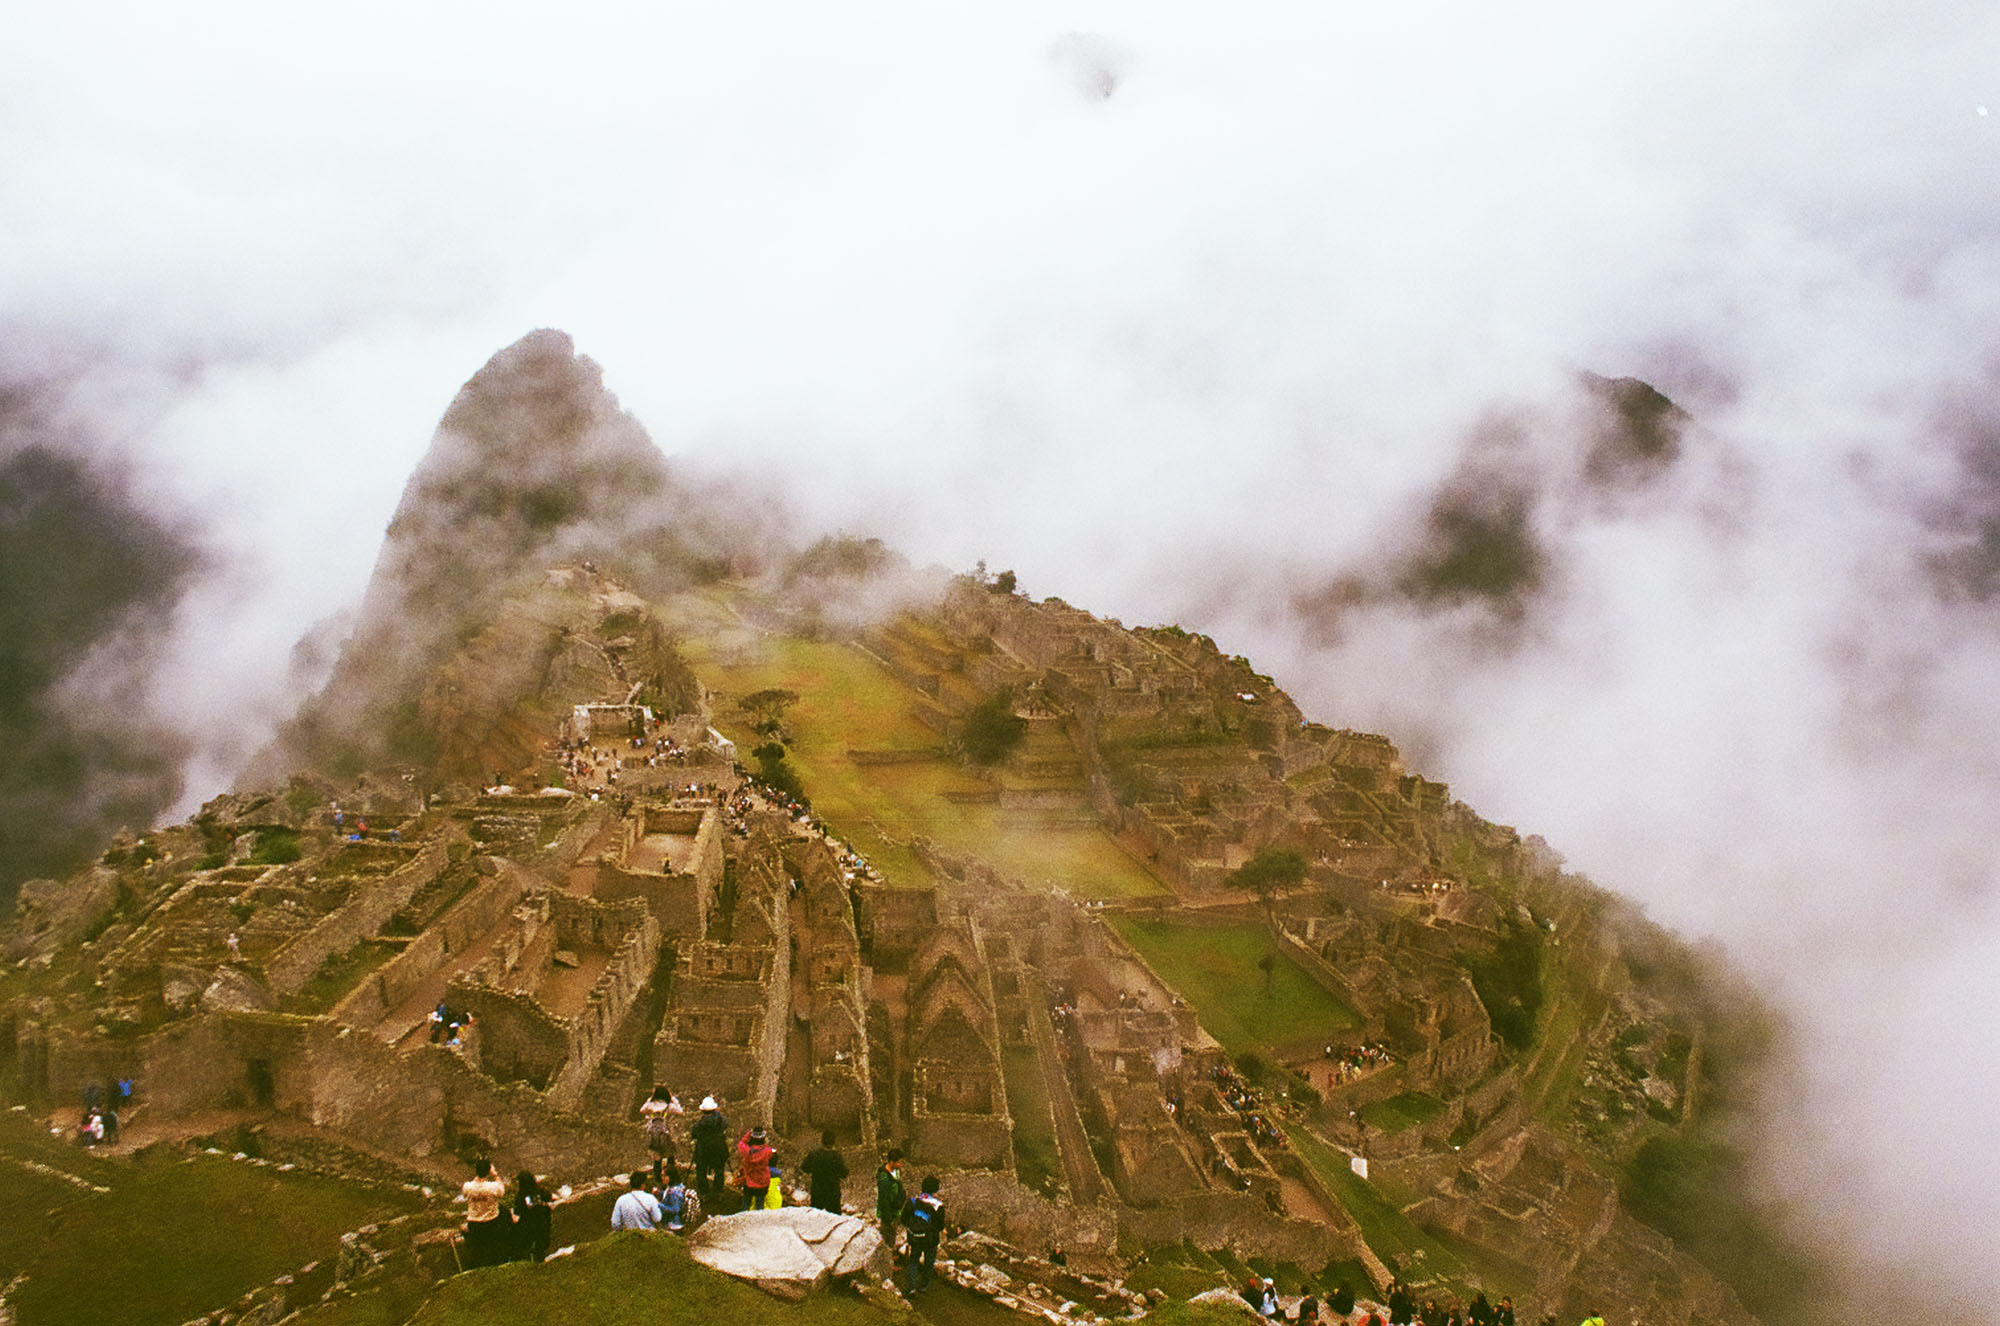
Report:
763,1181,783,1209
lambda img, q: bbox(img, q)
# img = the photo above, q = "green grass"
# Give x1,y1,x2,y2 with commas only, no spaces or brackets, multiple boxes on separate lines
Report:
6,1145,421,1326
405,1232,899,1326
1108,918,1359,1055
1289,1128,1467,1287
287,938,400,1013
685,628,1167,901
1000,1045,1061,1196
1359,1092,1445,1133
1125,1244,1231,1299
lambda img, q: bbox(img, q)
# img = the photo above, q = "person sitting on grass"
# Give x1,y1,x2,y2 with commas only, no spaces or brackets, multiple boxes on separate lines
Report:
611,1170,662,1232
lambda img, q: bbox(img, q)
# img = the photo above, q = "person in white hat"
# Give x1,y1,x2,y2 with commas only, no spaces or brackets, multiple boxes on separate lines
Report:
689,1095,730,1198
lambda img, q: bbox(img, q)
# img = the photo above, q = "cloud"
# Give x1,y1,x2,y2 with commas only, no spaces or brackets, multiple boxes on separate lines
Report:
0,391,203,898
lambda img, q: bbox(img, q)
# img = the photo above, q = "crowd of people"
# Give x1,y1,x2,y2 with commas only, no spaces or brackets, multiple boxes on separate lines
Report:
427,1000,474,1047
1321,1040,1395,1086
457,1091,950,1300
71,1079,135,1148
1241,1278,1555,1326
1210,1063,1289,1151
449,1089,1592,1319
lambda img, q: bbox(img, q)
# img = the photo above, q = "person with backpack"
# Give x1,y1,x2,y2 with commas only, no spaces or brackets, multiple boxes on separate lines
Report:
640,1086,682,1166
660,1163,691,1232
901,1174,944,1295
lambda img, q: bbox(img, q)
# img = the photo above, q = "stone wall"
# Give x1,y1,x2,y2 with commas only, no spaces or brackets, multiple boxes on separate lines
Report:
1118,1187,1361,1268
331,867,531,1028
450,981,569,1089
545,902,660,1109
1276,927,1381,1040
264,842,449,995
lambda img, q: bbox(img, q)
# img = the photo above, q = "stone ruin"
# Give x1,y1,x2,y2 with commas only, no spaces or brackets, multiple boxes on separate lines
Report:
0,570,1759,1325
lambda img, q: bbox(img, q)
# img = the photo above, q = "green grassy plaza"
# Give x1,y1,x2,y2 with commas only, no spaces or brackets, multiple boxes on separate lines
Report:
1108,917,1359,1057
682,628,1168,902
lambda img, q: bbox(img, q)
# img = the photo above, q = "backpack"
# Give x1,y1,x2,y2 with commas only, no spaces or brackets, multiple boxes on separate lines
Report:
903,1194,941,1244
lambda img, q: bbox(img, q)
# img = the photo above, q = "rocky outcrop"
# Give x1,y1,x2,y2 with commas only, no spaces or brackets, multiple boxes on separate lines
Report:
683,1209,887,1300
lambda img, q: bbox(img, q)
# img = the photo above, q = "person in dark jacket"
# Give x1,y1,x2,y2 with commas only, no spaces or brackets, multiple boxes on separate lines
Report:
800,1129,849,1212
689,1095,729,1198
901,1175,944,1295
512,1172,553,1262
875,1148,906,1231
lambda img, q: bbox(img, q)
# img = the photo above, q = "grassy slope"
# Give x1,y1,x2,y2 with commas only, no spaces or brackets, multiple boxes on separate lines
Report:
681,619,1166,901
0,1123,422,1326
1108,917,1359,1056
397,1232,1035,1326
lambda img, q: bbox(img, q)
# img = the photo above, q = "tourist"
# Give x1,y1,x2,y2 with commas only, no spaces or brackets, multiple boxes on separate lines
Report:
460,1158,510,1268
1256,1277,1281,1318
611,1171,663,1231
800,1128,848,1212
690,1096,730,1197
1495,1298,1516,1326
512,1171,552,1262
901,1174,944,1295
875,1148,906,1235
1297,1291,1321,1324
641,1086,682,1164
661,1164,691,1232
737,1125,775,1210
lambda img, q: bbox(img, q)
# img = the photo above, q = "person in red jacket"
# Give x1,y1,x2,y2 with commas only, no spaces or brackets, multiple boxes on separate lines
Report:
737,1125,775,1210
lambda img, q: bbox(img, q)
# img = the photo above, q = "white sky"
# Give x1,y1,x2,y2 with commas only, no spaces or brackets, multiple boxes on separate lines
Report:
7,1,2000,1310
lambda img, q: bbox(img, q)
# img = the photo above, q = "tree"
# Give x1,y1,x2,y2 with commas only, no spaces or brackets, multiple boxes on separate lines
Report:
1231,847,1308,899
740,689,800,739
990,569,1017,595
960,689,1028,765
750,741,806,803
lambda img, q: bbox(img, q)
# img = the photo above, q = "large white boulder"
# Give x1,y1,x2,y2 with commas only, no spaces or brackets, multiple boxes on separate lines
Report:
685,1208,888,1300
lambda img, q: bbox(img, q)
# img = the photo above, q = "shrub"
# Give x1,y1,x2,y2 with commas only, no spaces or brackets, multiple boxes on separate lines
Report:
1231,848,1308,896
250,831,303,866
751,742,807,803
1461,917,1544,1052
961,689,1028,765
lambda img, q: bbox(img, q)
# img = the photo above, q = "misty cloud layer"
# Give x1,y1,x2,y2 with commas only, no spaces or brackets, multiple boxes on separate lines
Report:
5,2,2000,1315
0,388,200,899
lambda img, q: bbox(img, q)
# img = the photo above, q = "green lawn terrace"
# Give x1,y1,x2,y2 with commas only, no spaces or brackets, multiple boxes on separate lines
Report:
0,1107,426,1326
1107,916,1361,1060
656,576,1478,915
675,613,1170,903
